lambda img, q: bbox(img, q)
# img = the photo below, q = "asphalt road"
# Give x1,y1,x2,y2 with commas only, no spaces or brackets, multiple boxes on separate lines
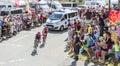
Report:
0,25,94,66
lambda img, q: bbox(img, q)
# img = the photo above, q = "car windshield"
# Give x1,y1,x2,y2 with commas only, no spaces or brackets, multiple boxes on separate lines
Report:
62,4,71,7
0,11,9,16
78,5,84,8
50,13,63,20
11,9,23,14
39,4,49,9
55,4,62,8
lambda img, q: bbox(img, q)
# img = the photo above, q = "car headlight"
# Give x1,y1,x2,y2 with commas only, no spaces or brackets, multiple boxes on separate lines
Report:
55,22,60,25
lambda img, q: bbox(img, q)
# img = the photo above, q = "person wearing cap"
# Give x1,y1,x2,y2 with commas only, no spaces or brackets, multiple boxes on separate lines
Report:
97,36,107,63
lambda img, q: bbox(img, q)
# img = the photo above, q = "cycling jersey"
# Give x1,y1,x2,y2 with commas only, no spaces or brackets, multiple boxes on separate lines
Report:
43,28,48,36
35,34,41,41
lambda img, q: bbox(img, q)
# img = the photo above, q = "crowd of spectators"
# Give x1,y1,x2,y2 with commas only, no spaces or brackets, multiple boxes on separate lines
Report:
0,11,45,41
66,7,120,64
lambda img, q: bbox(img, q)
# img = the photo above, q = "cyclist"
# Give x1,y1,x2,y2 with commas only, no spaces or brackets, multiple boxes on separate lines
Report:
42,26,48,44
34,32,41,54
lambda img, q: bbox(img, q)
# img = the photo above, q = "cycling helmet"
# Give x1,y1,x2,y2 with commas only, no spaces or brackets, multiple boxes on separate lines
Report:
36,32,41,36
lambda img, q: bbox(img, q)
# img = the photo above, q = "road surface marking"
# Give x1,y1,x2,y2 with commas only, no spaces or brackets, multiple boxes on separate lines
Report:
8,59,24,63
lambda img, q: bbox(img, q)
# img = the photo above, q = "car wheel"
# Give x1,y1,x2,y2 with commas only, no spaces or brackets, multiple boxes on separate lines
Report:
60,26,64,31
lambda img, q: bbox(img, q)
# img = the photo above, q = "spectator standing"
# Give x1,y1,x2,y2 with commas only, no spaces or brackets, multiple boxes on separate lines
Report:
67,26,74,54
73,33,81,61
0,20,2,41
2,22,8,39
99,14,105,36
85,9,92,20
9,19,14,37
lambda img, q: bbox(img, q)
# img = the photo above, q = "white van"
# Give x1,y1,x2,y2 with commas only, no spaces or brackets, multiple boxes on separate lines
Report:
84,1,105,8
49,1,63,9
61,2,78,10
36,1,50,10
0,8,23,16
46,9,79,31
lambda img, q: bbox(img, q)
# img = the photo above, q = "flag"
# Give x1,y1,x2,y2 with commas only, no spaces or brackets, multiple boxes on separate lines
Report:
25,0,30,13
109,10,119,23
15,0,19,8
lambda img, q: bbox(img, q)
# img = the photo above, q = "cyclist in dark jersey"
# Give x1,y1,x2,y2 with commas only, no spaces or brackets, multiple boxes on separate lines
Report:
34,32,41,54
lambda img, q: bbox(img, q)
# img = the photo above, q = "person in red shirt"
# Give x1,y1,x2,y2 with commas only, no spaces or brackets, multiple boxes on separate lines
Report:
42,26,48,44
74,19,78,31
40,13,44,24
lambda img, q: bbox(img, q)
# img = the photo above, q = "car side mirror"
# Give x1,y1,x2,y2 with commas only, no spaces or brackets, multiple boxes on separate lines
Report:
61,18,64,21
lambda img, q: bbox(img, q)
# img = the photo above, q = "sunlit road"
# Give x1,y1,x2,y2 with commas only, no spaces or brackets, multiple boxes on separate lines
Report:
0,25,94,66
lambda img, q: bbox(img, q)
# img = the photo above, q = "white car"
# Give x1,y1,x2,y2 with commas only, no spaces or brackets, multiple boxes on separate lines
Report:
84,1,105,8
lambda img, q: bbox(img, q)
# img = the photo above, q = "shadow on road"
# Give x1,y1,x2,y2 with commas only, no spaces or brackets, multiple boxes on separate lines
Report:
48,30,67,34
39,43,45,48
70,60,77,66
64,45,70,52
31,50,38,56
